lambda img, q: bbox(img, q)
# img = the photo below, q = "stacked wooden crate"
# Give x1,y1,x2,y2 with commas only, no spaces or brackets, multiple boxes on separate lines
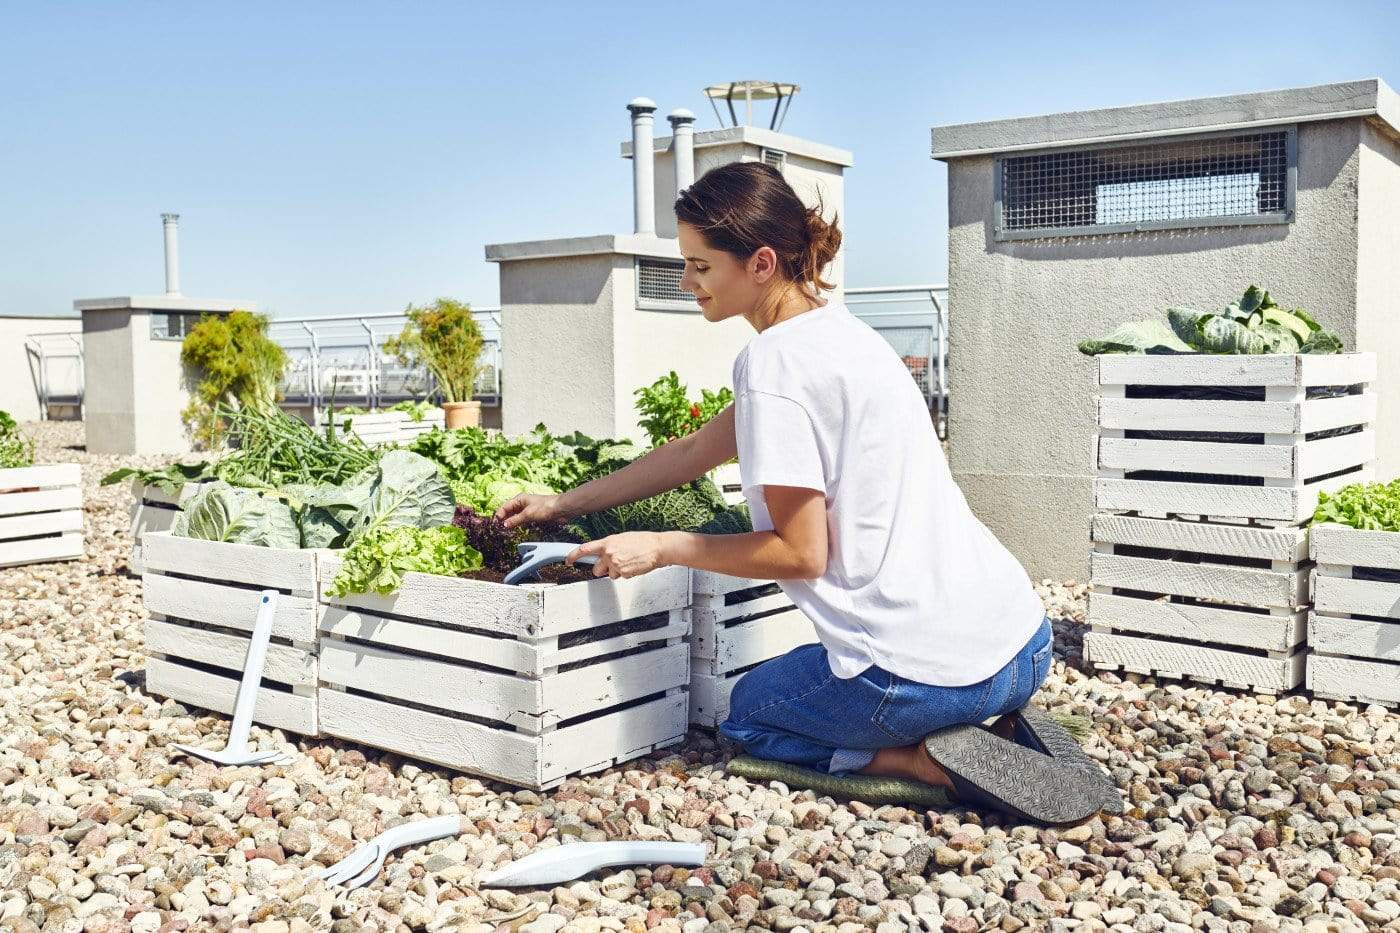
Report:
0,463,84,568
1308,523,1400,707
320,409,445,446
1086,353,1376,693
689,571,818,728
316,562,692,790
711,463,744,506
141,531,325,737
129,480,206,574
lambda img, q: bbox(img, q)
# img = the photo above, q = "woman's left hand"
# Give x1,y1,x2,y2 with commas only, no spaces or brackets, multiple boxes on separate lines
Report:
567,532,670,579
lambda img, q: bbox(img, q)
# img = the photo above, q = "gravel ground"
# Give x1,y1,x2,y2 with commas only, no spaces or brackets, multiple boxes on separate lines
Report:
3,421,1399,933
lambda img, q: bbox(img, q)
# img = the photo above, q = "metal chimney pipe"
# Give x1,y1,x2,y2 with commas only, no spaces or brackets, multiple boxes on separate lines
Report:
667,108,696,198
627,98,657,235
161,213,181,295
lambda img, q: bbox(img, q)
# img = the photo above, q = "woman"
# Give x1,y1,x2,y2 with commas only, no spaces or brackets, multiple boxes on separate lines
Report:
499,162,1107,824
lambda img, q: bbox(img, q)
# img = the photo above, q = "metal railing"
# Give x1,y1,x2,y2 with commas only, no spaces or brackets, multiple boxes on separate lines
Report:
24,331,84,420
846,285,949,439
267,309,502,424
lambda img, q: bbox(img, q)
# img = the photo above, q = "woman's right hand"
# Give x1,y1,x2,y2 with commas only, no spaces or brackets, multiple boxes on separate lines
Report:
496,493,567,530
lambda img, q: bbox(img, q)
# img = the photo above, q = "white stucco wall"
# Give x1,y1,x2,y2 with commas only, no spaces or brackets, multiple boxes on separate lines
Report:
1356,120,1400,486
0,316,81,421
944,119,1367,581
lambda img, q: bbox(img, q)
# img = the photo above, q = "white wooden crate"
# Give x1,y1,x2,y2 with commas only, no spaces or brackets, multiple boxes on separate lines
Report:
1307,523,1400,707
129,480,207,575
0,464,84,568
317,560,692,790
1085,513,1309,693
140,531,326,736
1095,353,1376,525
688,571,817,728
710,463,744,506
320,409,445,446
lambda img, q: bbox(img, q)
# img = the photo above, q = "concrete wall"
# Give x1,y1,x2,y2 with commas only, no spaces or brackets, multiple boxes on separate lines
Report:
1356,120,1400,486
0,316,81,421
82,309,197,455
499,254,619,439
946,119,1366,581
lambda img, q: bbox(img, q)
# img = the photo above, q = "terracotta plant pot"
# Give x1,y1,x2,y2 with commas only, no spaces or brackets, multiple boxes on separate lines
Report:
442,401,482,429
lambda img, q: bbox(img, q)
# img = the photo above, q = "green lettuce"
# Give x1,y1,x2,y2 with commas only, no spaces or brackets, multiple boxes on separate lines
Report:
172,482,301,548
327,524,482,597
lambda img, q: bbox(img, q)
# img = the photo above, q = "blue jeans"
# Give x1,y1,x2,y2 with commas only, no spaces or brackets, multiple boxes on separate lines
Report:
719,616,1054,775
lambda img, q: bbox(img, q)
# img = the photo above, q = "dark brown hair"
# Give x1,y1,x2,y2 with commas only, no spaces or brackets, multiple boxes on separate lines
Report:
674,161,842,293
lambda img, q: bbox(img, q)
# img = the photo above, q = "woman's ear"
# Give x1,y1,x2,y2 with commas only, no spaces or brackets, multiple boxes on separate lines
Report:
749,246,779,284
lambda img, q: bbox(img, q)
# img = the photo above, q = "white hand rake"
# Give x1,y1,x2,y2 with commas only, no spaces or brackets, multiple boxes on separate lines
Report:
170,590,294,767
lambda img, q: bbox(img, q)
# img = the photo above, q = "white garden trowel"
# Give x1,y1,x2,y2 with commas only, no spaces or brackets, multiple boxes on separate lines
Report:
170,590,294,767
502,542,598,585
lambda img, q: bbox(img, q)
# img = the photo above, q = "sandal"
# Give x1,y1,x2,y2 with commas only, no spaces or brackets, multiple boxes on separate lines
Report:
996,707,1123,814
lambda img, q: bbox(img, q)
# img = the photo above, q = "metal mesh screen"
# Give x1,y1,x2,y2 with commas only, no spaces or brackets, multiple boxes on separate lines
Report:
999,130,1290,237
871,326,933,399
637,257,691,303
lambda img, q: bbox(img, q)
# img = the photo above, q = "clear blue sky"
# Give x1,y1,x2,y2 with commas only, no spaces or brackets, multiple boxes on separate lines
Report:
4,1,1397,318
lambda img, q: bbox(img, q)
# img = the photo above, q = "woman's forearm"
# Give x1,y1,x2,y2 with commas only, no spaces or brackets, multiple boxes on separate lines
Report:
557,435,704,518
661,529,821,581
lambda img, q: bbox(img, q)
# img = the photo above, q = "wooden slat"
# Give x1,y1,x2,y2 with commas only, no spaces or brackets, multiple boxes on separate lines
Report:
1307,654,1400,707
1311,524,1400,572
691,608,817,669
1308,613,1400,662
0,532,83,568
143,573,320,642
692,591,795,625
1097,352,1374,388
144,619,316,687
540,568,690,634
1091,513,1307,561
1096,467,1370,523
1089,592,1305,652
141,532,321,594
1084,631,1303,692
1311,574,1400,620
0,509,83,541
692,571,774,597
0,487,82,518
1097,435,1294,479
1298,393,1377,433
318,639,688,732
145,657,317,735
1090,551,1306,609
133,480,205,508
689,671,737,729
1297,430,1375,480
1099,397,1300,433
0,463,81,490
318,688,687,789
318,608,689,676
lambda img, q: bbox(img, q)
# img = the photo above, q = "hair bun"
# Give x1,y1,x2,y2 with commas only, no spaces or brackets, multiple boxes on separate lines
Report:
802,208,842,290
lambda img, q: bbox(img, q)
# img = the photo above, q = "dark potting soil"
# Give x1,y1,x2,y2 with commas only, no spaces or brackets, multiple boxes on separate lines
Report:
461,563,596,585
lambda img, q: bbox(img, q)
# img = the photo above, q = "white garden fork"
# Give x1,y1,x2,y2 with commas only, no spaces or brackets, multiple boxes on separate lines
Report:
170,590,294,767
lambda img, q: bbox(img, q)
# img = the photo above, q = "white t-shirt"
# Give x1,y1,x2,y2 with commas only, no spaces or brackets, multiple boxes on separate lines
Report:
732,300,1045,687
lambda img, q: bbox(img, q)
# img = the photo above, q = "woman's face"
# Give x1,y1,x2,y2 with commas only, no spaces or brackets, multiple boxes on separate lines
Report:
678,222,765,323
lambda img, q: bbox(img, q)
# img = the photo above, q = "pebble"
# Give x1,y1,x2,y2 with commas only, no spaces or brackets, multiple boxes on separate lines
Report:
4,421,1398,933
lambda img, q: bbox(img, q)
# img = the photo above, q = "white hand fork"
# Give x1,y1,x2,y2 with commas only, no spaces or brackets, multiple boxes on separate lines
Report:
319,815,467,889
478,840,708,887
170,590,293,767
502,542,598,585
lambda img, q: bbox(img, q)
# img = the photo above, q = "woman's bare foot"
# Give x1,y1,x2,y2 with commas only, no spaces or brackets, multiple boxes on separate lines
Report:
858,744,955,789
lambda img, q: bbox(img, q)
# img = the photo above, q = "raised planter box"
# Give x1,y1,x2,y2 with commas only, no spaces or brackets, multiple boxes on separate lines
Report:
1095,353,1376,525
1084,512,1309,693
129,480,207,575
140,531,326,736
1308,523,1400,707
710,463,744,506
317,560,691,789
0,464,84,568
320,409,445,447
689,571,817,728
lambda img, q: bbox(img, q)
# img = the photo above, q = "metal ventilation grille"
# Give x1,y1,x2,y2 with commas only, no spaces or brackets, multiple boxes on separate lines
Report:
762,148,787,172
996,129,1294,239
637,257,691,304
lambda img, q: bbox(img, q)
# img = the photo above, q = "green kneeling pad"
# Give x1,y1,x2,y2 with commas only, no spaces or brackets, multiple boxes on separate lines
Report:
725,755,952,808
